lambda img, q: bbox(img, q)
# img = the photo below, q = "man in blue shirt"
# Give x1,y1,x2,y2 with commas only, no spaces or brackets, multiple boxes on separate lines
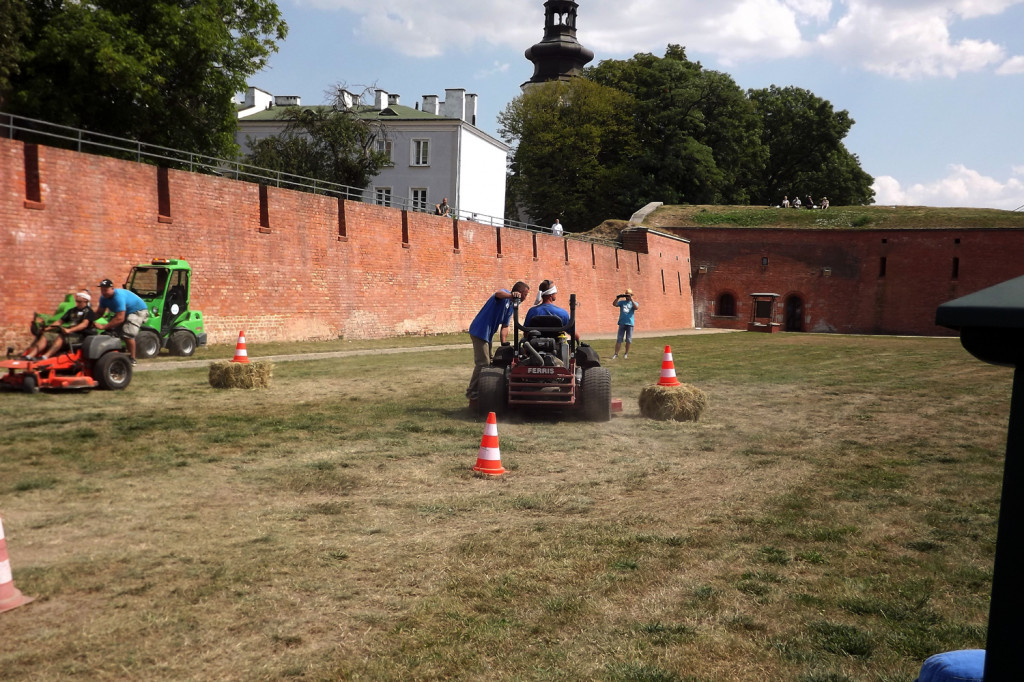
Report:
612,289,639,359
524,279,570,326
94,278,150,365
466,281,530,402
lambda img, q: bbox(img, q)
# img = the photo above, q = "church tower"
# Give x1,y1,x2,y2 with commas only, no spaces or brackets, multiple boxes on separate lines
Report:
522,0,594,91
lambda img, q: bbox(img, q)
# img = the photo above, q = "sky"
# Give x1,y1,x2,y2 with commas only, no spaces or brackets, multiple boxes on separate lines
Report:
246,0,1024,210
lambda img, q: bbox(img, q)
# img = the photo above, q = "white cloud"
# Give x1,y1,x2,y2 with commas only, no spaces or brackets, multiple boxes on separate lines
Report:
873,165,1024,209
293,0,1022,78
997,55,1024,74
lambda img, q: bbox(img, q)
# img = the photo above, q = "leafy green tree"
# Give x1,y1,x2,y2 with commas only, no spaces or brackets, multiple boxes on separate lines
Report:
7,0,287,160
499,78,639,230
747,85,874,205
0,0,30,102
244,104,390,191
586,45,766,205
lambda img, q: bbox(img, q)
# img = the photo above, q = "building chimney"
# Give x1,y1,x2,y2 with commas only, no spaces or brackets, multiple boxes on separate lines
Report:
466,93,478,126
442,88,466,121
422,95,439,115
388,93,400,106
274,95,301,106
374,89,388,110
337,89,357,109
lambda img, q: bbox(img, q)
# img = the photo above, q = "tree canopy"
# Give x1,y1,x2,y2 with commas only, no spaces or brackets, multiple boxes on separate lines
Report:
4,0,287,160
243,101,391,191
499,78,639,231
501,45,874,229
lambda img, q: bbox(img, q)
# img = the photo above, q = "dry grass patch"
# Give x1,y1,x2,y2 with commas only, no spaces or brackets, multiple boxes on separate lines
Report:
0,334,1007,680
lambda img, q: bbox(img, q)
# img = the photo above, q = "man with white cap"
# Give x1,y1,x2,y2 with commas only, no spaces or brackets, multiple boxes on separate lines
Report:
21,290,97,360
525,279,570,327
612,289,639,359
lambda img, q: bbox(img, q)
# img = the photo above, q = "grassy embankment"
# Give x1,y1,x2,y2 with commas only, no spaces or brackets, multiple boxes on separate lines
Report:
0,332,1008,681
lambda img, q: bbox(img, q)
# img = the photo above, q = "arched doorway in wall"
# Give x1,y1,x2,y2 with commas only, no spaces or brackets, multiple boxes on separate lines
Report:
784,294,804,331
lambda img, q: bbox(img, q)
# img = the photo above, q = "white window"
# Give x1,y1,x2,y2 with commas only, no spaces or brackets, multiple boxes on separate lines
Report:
376,137,393,165
411,188,428,212
375,187,392,207
412,139,429,166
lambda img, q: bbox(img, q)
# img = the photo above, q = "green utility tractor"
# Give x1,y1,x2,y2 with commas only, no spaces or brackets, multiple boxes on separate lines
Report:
125,259,207,358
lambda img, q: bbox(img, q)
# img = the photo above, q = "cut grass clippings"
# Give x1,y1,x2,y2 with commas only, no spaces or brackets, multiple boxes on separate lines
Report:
0,332,1006,681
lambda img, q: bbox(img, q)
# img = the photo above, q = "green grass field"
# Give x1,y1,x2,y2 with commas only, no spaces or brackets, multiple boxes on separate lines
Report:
0,332,1009,681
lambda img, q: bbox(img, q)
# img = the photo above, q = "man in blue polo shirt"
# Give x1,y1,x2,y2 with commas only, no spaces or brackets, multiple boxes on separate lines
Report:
94,278,150,365
466,280,530,404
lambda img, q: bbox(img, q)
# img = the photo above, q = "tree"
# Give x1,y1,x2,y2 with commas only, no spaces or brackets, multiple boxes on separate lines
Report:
586,45,766,205
6,0,287,160
244,92,391,191
747,85,874,205
0,0,30,102
499,78,639,230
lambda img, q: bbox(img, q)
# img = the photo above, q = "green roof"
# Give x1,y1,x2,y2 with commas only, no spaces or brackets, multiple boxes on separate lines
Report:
239,103,456,123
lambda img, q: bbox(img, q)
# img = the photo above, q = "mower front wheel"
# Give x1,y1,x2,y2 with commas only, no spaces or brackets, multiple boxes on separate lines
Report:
93,352,133,390
136,329,161,359
581,367,612,422
478,368,508,417
23,374,40,394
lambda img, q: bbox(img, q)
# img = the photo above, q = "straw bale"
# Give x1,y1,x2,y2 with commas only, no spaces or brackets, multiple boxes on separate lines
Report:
208,361,274,389
638,383,709,421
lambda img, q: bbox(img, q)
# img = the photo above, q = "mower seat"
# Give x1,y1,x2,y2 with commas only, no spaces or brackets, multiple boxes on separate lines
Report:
525,315,564,337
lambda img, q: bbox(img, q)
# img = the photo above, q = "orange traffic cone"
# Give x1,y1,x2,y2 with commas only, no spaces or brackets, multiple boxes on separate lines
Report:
231,330,249,364
0,516,34,614
473,412,506,476
658,345,681,387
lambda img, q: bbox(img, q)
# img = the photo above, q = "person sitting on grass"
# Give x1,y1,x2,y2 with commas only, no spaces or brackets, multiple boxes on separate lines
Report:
21,291,96,361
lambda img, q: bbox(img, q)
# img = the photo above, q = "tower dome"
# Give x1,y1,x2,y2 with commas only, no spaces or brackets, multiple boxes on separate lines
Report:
522,0,594,90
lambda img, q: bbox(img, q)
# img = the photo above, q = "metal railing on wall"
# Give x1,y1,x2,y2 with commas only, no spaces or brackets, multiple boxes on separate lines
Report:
0,111,618,246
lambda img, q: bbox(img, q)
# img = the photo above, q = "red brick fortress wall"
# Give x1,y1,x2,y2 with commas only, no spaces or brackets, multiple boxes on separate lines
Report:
676,227,1024,335
0,138,694,348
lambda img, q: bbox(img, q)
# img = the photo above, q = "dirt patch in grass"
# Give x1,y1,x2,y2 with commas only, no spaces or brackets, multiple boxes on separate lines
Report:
0,333,1006,680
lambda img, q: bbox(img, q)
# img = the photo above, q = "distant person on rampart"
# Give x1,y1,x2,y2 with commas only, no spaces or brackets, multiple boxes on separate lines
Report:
781,196,790,208
551,219,564,236
435,197,451,217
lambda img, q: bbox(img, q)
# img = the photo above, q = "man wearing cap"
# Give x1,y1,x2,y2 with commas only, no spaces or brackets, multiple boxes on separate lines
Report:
21,290,97,360
466,281,531,403
94,279,149,365
612,289,639,359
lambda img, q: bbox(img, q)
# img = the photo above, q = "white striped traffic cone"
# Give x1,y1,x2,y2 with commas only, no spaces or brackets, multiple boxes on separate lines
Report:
0,516,34,614
658,345,682,387
231,330,249,364
472,412,506,476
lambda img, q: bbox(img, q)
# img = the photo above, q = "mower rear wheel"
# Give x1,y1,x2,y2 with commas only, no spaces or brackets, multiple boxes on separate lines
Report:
93,352,133,390
581,367,612,422
23,374,40,394
168,330,196,357
135,329,161,359
478,367,508,417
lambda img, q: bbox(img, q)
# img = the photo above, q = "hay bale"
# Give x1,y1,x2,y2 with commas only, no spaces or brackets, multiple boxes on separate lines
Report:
208,360,274,389
638,383,708,422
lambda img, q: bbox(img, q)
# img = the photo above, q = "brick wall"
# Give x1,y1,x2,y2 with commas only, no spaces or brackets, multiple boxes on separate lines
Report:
0,138,694,348
676,227,1024,335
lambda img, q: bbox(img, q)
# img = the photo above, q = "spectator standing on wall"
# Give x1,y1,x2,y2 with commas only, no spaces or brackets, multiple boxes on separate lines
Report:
94,278,149,365
435,197,451,217
611,289,639,359
551,219,564,236
466,281,530,405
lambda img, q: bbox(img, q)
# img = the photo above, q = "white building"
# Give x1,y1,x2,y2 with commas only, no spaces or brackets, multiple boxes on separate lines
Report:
236,86,509,222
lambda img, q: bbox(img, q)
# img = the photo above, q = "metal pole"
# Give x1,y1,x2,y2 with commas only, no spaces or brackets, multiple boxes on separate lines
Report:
984,366,1024,680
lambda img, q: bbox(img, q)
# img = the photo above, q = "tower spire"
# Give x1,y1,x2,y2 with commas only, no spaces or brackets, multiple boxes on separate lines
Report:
522,0,594,91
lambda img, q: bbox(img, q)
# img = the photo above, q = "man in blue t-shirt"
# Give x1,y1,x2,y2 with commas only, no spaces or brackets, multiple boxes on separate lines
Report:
524,279,570,326
466,281,530,402
612,289,639,359
94,278,150,365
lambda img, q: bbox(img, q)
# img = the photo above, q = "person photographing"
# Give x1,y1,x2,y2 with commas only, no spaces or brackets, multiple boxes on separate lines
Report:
612,289,639,359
